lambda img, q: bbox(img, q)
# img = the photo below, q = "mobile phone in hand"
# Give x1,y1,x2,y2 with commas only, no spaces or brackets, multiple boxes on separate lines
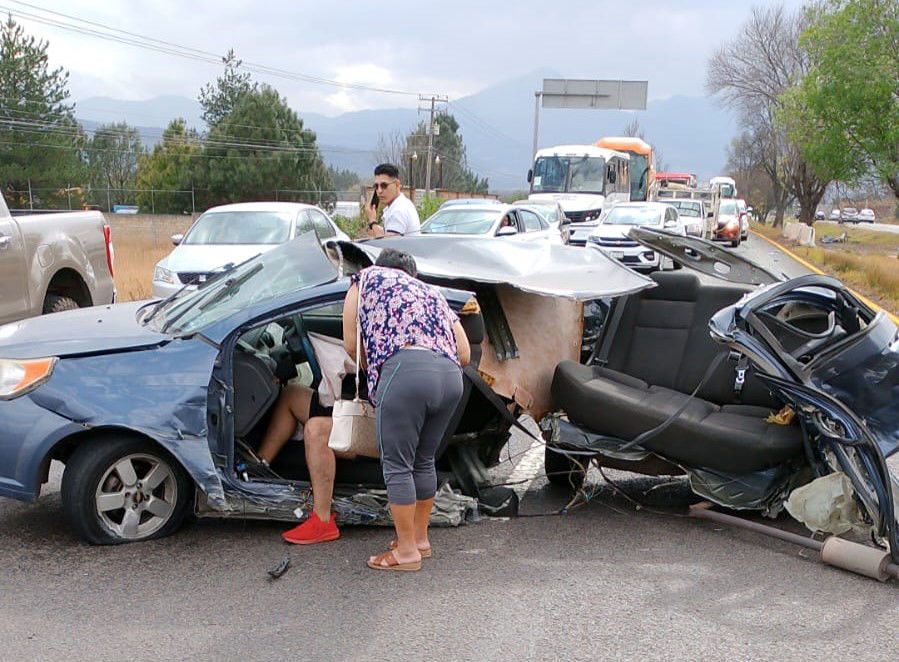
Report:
370,190,379,208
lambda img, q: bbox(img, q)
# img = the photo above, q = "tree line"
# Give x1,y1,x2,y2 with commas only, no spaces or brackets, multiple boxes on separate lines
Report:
709,0,898,225
0,17,488,214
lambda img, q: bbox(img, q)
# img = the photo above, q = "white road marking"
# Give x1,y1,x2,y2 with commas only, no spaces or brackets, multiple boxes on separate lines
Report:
508,420,545,504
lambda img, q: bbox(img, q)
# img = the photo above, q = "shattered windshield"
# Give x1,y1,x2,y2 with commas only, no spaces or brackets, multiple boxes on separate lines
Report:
145,233,336,335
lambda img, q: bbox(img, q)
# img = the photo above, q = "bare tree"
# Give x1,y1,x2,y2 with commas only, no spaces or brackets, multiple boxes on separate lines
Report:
621,116,645,139
653,144,669,173
726,129,792,223
707,5,829,225
373,130,406,172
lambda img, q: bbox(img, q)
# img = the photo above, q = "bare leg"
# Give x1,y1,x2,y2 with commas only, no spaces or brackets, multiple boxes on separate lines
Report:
379,502,421,564
304,417,336,520
413,497,434,551
256,384,313,464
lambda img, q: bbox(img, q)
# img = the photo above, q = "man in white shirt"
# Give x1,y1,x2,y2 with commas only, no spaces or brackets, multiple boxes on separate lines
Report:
366,163,421,237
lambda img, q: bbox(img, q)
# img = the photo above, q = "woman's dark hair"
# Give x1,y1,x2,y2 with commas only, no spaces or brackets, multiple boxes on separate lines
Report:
375,248,417,277
374,163,400,179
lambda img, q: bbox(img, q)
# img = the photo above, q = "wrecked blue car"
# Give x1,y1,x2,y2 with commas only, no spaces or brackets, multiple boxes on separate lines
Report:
0,232,649,543
2,228,898,574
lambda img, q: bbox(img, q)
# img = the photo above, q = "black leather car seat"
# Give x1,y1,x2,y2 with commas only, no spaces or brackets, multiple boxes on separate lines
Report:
552,272,803,473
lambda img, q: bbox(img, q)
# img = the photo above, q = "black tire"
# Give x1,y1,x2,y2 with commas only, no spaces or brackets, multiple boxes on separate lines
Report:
61,435,193,545
545,445,587,490
43,294,80,314
730,236,741,248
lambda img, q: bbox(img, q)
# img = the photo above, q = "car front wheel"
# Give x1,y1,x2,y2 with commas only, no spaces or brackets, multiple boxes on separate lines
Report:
61,435,193,545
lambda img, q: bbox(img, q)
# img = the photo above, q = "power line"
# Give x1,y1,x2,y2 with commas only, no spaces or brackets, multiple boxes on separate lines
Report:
3,1,431,97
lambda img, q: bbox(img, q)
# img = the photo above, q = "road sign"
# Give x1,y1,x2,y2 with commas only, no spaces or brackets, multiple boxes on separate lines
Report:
540,79,648,110
531,78,649,157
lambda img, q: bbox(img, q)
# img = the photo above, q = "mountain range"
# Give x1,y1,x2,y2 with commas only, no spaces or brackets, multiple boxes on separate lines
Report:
76,70,739,191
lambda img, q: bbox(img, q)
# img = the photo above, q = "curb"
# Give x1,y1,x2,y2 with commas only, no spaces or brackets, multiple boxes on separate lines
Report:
751,228,899,325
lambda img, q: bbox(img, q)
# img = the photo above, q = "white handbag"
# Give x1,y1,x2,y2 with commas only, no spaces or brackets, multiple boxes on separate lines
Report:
328,273,379,458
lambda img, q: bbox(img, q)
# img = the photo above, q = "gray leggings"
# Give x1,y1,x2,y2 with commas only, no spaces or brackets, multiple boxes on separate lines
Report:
375,349,464,505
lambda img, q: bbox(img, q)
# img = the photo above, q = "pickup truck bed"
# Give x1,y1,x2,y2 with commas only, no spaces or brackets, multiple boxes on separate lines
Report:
0,194,116,325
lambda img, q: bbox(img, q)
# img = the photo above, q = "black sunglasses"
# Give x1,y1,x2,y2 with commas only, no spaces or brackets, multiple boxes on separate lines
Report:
375,180,397,190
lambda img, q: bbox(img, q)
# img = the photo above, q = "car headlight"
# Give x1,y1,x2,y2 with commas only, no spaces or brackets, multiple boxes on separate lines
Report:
0,357,57,400
584,209,602,222
154,266,175,284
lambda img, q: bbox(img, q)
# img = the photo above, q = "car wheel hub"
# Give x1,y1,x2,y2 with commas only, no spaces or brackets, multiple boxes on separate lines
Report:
94,453,178,540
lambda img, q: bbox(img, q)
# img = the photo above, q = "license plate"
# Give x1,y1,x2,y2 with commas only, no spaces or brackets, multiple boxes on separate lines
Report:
610,251,624,259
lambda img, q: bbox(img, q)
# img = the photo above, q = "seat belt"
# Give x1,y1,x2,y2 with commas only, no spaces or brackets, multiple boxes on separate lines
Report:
729,351,749,402
590,298,627,366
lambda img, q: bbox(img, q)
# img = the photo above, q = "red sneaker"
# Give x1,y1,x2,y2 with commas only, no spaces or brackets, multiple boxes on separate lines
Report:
281,512,340,545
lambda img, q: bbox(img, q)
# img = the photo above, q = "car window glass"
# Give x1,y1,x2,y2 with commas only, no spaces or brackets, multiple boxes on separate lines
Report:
296,211,315,236
309,210,336,239
520,210,543,232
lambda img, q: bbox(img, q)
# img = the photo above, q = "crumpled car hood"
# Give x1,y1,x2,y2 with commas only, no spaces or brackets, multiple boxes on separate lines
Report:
337,236,655,300
0,301,167,359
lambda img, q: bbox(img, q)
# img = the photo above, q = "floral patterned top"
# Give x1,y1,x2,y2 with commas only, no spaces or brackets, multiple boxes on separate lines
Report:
352,266,459,402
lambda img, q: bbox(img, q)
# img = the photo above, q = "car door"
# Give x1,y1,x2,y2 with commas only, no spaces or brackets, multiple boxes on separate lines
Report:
0,217,28,324
517,209,553,243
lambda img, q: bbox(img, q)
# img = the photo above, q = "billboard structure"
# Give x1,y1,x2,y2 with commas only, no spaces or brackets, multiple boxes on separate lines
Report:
533,79,649,156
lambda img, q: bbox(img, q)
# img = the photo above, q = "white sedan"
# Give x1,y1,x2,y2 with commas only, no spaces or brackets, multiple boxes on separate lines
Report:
587,202,686,272
152,202,349,298
419,204,562,243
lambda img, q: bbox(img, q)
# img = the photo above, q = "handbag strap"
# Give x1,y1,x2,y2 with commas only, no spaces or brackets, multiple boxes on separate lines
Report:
353,271,364,401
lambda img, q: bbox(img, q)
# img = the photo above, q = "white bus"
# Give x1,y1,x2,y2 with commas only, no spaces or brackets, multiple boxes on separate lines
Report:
527,145,630,245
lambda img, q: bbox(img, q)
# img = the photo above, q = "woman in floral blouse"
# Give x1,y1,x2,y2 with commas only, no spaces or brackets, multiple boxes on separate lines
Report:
344,248,470,572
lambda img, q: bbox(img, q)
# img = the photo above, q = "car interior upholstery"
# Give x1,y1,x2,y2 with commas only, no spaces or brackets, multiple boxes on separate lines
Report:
552,271,805,474
232,296,496,486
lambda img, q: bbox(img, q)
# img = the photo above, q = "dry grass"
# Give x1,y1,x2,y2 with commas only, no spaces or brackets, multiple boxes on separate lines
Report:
110,217,194,301
752,220,899,315
114,239,173,301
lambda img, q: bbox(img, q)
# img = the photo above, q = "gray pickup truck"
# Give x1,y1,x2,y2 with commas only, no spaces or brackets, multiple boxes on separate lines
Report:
0,193,116,325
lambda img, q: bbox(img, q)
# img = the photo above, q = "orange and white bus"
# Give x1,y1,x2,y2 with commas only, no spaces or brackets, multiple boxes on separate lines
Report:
595,136,653,201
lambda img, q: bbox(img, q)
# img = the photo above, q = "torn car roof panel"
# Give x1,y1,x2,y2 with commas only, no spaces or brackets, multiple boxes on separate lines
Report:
337,236,657,301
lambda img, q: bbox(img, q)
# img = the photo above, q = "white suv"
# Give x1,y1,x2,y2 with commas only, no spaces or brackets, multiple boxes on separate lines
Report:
588,202,685,272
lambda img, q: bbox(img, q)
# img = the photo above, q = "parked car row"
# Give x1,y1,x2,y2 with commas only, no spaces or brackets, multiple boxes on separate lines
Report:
822,207,876,223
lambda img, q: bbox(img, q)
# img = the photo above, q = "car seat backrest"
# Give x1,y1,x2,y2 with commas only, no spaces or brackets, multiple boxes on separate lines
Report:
605,271,778,408
459,310,485,367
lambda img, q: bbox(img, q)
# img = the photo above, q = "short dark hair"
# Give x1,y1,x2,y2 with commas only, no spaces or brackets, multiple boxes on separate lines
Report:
374,163,400,179
375,248,417,278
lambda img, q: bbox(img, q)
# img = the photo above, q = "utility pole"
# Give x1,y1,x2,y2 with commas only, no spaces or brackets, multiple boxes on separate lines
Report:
418,94,448,197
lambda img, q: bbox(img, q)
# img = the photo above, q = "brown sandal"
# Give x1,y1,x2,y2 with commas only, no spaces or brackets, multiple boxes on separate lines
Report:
389,539,433,559
367,549,421,572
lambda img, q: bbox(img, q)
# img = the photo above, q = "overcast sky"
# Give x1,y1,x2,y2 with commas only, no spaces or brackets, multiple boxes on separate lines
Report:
9,0,807,116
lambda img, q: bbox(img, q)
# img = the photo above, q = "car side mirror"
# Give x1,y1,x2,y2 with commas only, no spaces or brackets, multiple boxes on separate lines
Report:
171,233,184,246
496,226,519,237
707,211,714,218
527,169,533,183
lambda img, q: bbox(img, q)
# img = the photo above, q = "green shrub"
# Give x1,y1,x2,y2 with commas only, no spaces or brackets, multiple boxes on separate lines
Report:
334,214,368,239
416,195,442,221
